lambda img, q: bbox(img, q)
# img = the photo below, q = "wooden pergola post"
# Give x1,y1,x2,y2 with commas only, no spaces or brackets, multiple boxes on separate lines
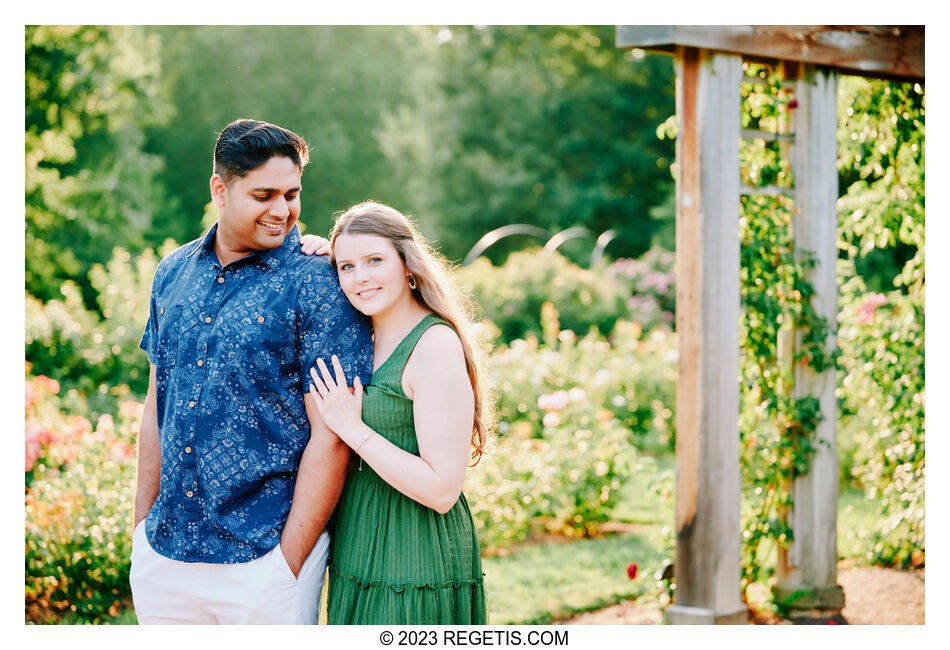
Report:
773,63,845,613
615,25,923,624
666,46,746,625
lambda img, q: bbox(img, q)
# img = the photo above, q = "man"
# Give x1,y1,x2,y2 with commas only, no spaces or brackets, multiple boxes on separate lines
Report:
130,119,373,624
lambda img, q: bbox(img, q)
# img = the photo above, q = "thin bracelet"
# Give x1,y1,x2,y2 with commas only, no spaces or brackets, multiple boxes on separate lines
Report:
354,430,375,455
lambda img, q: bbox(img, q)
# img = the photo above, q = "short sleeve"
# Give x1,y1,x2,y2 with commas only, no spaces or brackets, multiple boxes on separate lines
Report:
139,268,162,365
297,261,373,393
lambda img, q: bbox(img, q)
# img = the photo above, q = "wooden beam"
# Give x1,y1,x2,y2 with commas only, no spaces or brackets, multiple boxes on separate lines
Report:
740,129,796,142
665,46,746,626
740,184,794,197
617,25,924,81
773,62,845,614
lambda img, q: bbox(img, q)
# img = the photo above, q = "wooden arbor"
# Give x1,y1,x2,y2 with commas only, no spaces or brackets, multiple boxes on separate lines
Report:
614,26,924,624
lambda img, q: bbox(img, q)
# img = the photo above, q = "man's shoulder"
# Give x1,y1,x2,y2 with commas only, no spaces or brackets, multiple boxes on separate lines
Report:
150,236,203,291
156,236,203,271
281,250,338,286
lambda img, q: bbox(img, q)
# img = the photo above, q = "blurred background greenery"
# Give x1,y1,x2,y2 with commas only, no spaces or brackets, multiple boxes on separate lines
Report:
25,25,923,624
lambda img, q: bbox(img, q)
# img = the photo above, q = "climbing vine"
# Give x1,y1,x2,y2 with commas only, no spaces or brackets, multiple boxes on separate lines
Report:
736,63,839,593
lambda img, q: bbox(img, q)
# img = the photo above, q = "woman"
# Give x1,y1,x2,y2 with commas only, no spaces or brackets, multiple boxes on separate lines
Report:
300,201,488,625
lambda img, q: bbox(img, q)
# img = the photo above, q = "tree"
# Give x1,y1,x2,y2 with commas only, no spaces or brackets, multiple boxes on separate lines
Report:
376,26,676,264
26,26,171,306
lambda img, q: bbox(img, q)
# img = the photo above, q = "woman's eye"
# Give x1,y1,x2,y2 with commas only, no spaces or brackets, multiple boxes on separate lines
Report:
369,257,382,264
339,264,353,272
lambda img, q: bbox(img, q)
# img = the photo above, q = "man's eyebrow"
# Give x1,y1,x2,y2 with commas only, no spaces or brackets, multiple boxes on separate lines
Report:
249,186,301,193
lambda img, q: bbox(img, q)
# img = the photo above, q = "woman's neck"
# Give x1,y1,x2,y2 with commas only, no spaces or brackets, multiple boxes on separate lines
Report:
370,297,431,344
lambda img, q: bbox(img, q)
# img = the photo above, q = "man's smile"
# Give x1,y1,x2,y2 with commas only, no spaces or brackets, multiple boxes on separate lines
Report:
256,218,285,234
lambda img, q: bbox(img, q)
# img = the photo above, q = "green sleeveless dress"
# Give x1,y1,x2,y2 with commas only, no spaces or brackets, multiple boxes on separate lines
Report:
326,314,487,624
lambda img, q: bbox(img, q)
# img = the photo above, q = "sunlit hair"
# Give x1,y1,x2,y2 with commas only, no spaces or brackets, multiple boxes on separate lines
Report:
213,119,309,184
330,201,491,465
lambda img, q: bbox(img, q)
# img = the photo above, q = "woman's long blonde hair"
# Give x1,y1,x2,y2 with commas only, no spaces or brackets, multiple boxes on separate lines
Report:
330,201,490,464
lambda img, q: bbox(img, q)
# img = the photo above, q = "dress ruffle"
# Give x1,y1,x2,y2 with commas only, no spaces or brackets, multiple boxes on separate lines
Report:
327,565,487,624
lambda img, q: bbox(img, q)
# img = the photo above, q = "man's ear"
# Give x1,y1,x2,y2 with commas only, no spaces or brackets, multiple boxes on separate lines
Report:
210,173,228,208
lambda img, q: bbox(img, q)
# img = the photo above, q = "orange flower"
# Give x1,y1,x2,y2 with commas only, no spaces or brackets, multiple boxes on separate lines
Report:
33,376,60,395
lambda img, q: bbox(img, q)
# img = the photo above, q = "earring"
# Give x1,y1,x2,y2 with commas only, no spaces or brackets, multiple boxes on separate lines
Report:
408,273,417,290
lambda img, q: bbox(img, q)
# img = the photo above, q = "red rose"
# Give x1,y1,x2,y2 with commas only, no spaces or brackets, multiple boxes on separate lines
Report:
626,563,638,580
788,99,799,109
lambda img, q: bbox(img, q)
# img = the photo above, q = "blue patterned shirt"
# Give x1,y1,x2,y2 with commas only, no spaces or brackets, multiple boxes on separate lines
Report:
139,223,373,563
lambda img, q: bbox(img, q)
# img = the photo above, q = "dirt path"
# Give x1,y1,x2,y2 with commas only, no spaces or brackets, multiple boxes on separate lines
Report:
560,562,924,625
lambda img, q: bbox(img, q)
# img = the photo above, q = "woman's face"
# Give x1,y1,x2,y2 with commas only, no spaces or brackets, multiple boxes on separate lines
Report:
333,232,412,317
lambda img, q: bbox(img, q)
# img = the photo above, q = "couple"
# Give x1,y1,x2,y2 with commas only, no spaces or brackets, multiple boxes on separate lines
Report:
130,119,487,625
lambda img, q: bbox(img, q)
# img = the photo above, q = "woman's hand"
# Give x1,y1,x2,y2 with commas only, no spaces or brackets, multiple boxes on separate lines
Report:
308,355,366,449
300,234,331,256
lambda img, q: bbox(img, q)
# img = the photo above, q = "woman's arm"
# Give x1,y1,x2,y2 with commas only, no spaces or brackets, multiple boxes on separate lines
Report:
310,326,474,514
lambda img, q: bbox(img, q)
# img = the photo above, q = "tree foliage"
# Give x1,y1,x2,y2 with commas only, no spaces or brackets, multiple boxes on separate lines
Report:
382,26,675,263
26,26,171,306
836,77,924,292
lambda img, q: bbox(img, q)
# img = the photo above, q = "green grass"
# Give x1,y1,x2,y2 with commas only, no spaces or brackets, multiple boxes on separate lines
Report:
837,484,882,561
483,529,669,624
611,453,676,525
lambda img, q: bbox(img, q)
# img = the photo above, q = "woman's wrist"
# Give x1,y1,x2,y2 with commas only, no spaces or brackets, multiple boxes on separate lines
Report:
354,428,375,455
343,422,374,452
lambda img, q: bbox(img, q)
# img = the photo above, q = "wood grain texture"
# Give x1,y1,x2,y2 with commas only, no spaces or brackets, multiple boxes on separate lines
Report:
618,25,923,81
669,47,744,622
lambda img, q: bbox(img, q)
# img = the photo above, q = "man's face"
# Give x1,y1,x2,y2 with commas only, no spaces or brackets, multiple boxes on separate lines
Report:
211,156,302,259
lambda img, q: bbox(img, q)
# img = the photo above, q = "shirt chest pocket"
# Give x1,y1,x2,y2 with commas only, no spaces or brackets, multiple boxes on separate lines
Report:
245,316,297,386
156,304,184,366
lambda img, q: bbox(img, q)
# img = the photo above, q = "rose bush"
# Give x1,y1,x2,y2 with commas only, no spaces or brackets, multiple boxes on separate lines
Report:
454,247,676,345
465,303,676,552
487,310,677,454
25,364,140,623
466,395,634,553
836,270,924,567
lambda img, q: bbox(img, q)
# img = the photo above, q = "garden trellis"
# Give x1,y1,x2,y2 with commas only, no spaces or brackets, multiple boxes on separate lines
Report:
615,25,924,624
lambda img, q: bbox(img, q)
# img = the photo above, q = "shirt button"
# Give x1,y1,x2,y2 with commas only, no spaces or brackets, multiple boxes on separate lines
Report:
189,400,196,408
205,316,212,323
217,277,225,284
185,446,192,453
186,490,194,498
257,316,265,323
197,359,204,366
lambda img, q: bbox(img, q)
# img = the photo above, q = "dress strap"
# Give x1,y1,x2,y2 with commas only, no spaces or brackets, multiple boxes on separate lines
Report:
372,314,454,391
392,313,452,370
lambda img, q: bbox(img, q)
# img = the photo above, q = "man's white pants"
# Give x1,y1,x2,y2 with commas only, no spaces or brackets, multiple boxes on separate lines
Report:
129,519,329,624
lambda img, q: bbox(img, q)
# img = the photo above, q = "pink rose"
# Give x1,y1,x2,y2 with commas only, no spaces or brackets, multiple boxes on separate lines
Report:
857,292,887,324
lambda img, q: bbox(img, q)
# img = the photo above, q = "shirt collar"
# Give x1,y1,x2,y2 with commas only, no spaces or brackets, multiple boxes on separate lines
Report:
186,222,301,270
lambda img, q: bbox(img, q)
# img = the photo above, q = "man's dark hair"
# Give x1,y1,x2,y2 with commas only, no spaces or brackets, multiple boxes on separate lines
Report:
213,119,310,183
